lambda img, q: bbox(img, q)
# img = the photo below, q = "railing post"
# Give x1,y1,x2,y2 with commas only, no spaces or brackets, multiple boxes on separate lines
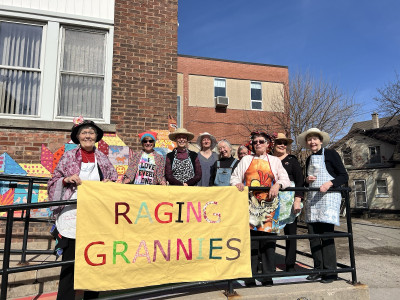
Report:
19,178,34,265
344,188,357,284
1,208,14,300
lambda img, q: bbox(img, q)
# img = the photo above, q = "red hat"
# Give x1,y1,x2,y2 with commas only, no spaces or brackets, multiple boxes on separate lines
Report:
138,131,158,142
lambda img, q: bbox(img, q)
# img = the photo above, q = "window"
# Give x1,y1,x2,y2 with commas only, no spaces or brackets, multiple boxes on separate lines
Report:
251,81,262,110
342,147,353,165
369,146,381,164
354,180,367,208
0,18,112,123
376,179,388,196
0,21,43,116
214,78,226,97
58,28,106,118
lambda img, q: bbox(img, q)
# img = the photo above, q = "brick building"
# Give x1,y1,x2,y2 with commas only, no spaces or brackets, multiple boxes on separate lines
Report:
0,0,178,164
177,54,289,147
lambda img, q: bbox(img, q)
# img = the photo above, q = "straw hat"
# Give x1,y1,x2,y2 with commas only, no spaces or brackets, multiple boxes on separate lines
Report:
168,128,195,141
297,128,330,148
196,132,217,150
274,133,293,145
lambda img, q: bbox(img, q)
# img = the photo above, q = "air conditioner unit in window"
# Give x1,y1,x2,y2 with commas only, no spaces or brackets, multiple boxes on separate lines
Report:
215,96,229,107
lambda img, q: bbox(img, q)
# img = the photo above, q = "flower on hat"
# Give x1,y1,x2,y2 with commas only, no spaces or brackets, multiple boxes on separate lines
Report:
73,116,84,127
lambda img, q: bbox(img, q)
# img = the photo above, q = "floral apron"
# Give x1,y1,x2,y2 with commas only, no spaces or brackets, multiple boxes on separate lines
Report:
306,148,341,226
245,156,280,233
277,181,303,229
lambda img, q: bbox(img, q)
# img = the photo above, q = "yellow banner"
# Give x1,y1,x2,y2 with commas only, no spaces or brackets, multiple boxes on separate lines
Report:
74,181,251,291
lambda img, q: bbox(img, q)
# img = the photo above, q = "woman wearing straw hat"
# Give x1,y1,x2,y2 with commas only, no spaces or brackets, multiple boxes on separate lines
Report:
47,117,117,300
196,132,219,186
272,133,304,273
122,131,166,185
297,128,348,283
165,128,202,186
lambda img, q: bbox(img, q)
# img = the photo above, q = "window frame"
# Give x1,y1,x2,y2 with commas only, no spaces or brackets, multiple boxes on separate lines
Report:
0,18,46,117
0,14,113,124
250,81,262,110
376,179,389,197
214,78,226,98
353,179,367,208
368,145,381,164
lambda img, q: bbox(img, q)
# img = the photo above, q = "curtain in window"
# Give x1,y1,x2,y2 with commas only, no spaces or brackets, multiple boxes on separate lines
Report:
58,29,105,118
0,22,42,115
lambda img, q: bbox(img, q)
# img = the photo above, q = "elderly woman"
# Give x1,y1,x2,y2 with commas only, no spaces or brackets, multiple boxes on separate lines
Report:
196,132,218,186
209,139,239,186
122,131,166,185
272,133,304,273
47,117,117,300
165,128,202,186
298,128,348,283
237,145,249,161
231,131,290,286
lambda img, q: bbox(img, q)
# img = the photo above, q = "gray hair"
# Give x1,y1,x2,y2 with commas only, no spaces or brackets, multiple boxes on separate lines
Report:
217,139,232,158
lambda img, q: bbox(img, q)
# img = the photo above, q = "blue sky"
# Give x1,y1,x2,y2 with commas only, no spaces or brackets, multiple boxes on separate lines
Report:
178,0,400,123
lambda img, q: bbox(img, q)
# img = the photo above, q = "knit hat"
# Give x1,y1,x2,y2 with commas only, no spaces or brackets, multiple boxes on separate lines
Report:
70,116,103,144
139,131,158,142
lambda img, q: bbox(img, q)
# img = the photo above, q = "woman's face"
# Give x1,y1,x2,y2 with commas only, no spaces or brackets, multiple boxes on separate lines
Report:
175,134,188,149
201,136,212,149
306,135,323,153
78,126,97,151
253,136,269,155
273,140,288,156
218,142,231,158
142,138,155,153
238,148,248,160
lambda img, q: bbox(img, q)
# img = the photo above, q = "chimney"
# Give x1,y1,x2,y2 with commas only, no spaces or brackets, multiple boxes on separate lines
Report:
372,112,379,129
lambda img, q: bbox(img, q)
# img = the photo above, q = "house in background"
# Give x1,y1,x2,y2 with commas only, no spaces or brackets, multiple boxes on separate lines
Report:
332,113,400,214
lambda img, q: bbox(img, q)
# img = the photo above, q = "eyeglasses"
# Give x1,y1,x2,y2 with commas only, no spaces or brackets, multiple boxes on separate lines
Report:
142,140,154,144
275,140,288,146
253,140,266,145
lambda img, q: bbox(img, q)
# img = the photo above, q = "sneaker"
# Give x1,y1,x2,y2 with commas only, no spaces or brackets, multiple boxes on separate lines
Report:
306,274,321,281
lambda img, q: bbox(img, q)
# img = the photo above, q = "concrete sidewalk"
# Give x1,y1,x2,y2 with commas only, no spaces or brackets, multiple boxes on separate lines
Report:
11,276,369,300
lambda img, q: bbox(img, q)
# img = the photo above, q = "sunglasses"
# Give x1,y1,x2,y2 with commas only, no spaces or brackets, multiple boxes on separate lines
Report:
252,140,266,145
275,140,288,146
142,140,154,144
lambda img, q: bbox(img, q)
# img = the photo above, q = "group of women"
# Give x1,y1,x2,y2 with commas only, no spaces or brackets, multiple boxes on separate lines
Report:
47,117,348,299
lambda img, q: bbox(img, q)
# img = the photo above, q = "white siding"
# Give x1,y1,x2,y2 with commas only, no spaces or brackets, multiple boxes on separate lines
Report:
0,0,115,22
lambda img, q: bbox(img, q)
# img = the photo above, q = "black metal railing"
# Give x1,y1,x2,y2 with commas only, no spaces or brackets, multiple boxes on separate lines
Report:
0,174,356,300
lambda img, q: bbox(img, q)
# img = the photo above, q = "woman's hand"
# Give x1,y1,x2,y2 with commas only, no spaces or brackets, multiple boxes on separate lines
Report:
161,181,167,186
64,174,82,186
235,183,244,191
103,179,113,183
306,175,317,183
269,184,280,199
183,183,188,186
320,181,333,192
292,197,302,215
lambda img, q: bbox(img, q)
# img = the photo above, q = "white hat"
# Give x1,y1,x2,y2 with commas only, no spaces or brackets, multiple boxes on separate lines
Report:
297,128,330,148
196,132,217,150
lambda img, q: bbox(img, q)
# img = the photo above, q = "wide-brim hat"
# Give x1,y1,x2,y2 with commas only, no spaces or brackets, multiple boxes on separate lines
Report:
274,133,293,145
168,128,195,141
196,132,217,150
71,118,104,144
297,128,330,148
